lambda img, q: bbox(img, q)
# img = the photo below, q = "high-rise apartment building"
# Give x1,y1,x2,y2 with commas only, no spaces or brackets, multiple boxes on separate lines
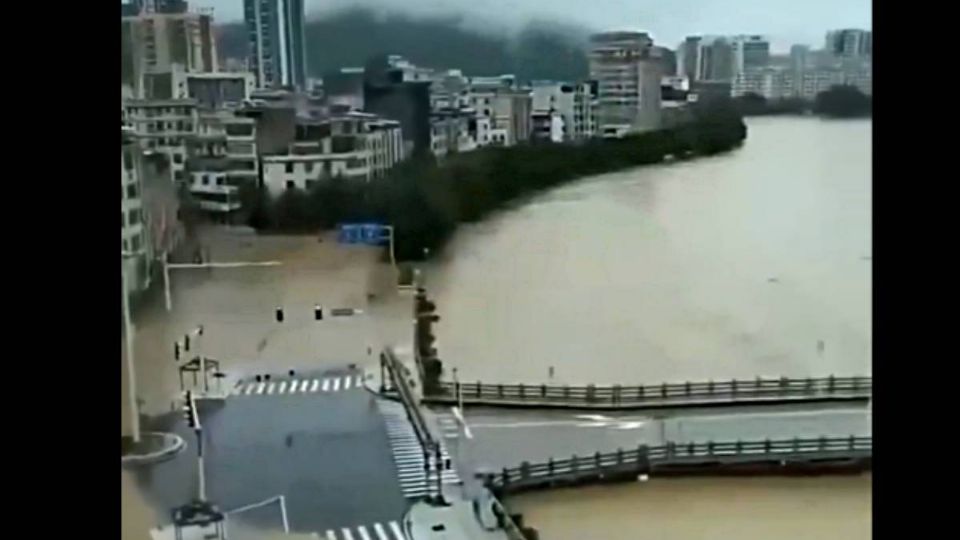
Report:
244,0,308,90
732,35,770,72
825,29,872,59
589,31,663,134
121,4,218,93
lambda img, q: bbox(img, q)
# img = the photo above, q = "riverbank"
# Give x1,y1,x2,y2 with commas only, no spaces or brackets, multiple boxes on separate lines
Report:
252,104,748,261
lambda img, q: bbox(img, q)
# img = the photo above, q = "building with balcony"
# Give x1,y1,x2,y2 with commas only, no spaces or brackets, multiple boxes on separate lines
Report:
530,110,565,143
188,164,242,219
589,31,663,134
531,81,598,142
122,128,150,292
141,66,255,109
121,4,218,96
122,98,198,183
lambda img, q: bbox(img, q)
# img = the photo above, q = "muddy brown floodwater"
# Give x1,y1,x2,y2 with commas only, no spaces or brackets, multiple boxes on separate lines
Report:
510,474,872,540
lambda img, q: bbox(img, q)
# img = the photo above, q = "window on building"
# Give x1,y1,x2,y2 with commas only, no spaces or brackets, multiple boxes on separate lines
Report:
173,153,183,164
126,184,138,199
286,180,295,190
201,175,209,185
127,209,139,226
324,162,332,174
174,170,185,181
130,233,141,252
285,163,294,173
121,212,125,228
216,177,225,186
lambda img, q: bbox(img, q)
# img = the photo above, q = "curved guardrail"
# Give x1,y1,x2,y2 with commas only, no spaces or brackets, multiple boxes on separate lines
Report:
481,435,872,494
427,375,871,410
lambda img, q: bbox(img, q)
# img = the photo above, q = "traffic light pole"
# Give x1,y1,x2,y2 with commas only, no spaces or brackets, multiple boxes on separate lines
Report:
196,427,206,502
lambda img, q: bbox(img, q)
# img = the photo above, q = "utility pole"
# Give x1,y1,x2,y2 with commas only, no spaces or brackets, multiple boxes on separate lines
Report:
182,390,206,501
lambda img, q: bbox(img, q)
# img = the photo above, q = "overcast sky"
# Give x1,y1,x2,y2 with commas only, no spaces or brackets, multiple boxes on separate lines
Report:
191,0,871,52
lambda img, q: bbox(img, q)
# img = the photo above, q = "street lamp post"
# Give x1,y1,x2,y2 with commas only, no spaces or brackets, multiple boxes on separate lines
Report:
122,251,141,443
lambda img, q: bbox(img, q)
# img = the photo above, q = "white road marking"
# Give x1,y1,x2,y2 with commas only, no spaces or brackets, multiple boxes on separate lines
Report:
266,382,276,394
290,380,301,393
389,521,405,539
277,381,287,394
373,522,389,540
310,379,320,392
322,379,331,391
344,377,352,390
243,384,256,395
356,374,364,386
332,378,341,392
357,525,372,540
325,531,336,540
255,383,266,395
342,528,355,540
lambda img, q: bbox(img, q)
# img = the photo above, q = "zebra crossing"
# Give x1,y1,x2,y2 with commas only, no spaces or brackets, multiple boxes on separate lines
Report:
437,414,460,440
230,373,367,397
377,400,461,498
317,520,407,540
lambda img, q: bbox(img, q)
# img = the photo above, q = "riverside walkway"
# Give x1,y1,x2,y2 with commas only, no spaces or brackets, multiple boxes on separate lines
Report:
421,375,872,411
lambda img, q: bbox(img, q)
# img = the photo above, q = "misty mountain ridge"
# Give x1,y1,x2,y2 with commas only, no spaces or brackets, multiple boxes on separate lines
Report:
216,7,591,82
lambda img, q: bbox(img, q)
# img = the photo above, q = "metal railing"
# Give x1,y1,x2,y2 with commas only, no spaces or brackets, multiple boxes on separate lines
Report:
429,375,872,409
382,348,435,450
484,435,872,494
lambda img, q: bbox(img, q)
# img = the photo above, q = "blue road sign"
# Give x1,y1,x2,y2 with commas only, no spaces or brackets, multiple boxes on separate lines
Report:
338,223,389,245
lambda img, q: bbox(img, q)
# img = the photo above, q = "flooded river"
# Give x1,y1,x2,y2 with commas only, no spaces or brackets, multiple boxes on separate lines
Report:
510,474,871,540
429,117,872,385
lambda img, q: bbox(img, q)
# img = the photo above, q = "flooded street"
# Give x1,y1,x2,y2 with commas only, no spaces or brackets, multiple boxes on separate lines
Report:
122,229,410,538
429,117,872,384
510,474,871,540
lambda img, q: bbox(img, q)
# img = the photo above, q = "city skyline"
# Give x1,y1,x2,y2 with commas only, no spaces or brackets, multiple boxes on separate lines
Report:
188,0,871,52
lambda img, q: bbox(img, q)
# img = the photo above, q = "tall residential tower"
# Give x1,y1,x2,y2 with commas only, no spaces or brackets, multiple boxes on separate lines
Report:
244,0,308,90
588,31,663,135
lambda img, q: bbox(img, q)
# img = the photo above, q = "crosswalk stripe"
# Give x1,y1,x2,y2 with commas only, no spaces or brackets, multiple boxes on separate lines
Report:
357,525,372,540
255,382,266,395
322,379,331,391
278,381,287,394
372,522,388,540
344,377,352,390
389,521,404,540
289,380,299,393
266,382,276,394
332,378,341,392
243,384,255,395
311,379,320,392
342,527,355,540
325,530,336,540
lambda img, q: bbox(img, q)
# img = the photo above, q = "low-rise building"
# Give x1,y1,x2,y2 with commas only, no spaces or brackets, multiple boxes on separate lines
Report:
140,65,255,109
123,98,198,184
530,109,565,143
531,81,598,142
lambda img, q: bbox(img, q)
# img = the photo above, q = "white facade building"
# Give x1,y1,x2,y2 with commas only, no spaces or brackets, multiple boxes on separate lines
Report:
122,98,198,184
531,81,598,142
121,128,150,292
589,31,663,134
530,110,565,143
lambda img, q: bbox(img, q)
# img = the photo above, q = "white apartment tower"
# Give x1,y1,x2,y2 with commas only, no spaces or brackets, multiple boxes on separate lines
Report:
589,31,663,134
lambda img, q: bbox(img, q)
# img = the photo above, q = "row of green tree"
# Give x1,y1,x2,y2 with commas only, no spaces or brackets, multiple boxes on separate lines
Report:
247,102,748,261
733,85,872,118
